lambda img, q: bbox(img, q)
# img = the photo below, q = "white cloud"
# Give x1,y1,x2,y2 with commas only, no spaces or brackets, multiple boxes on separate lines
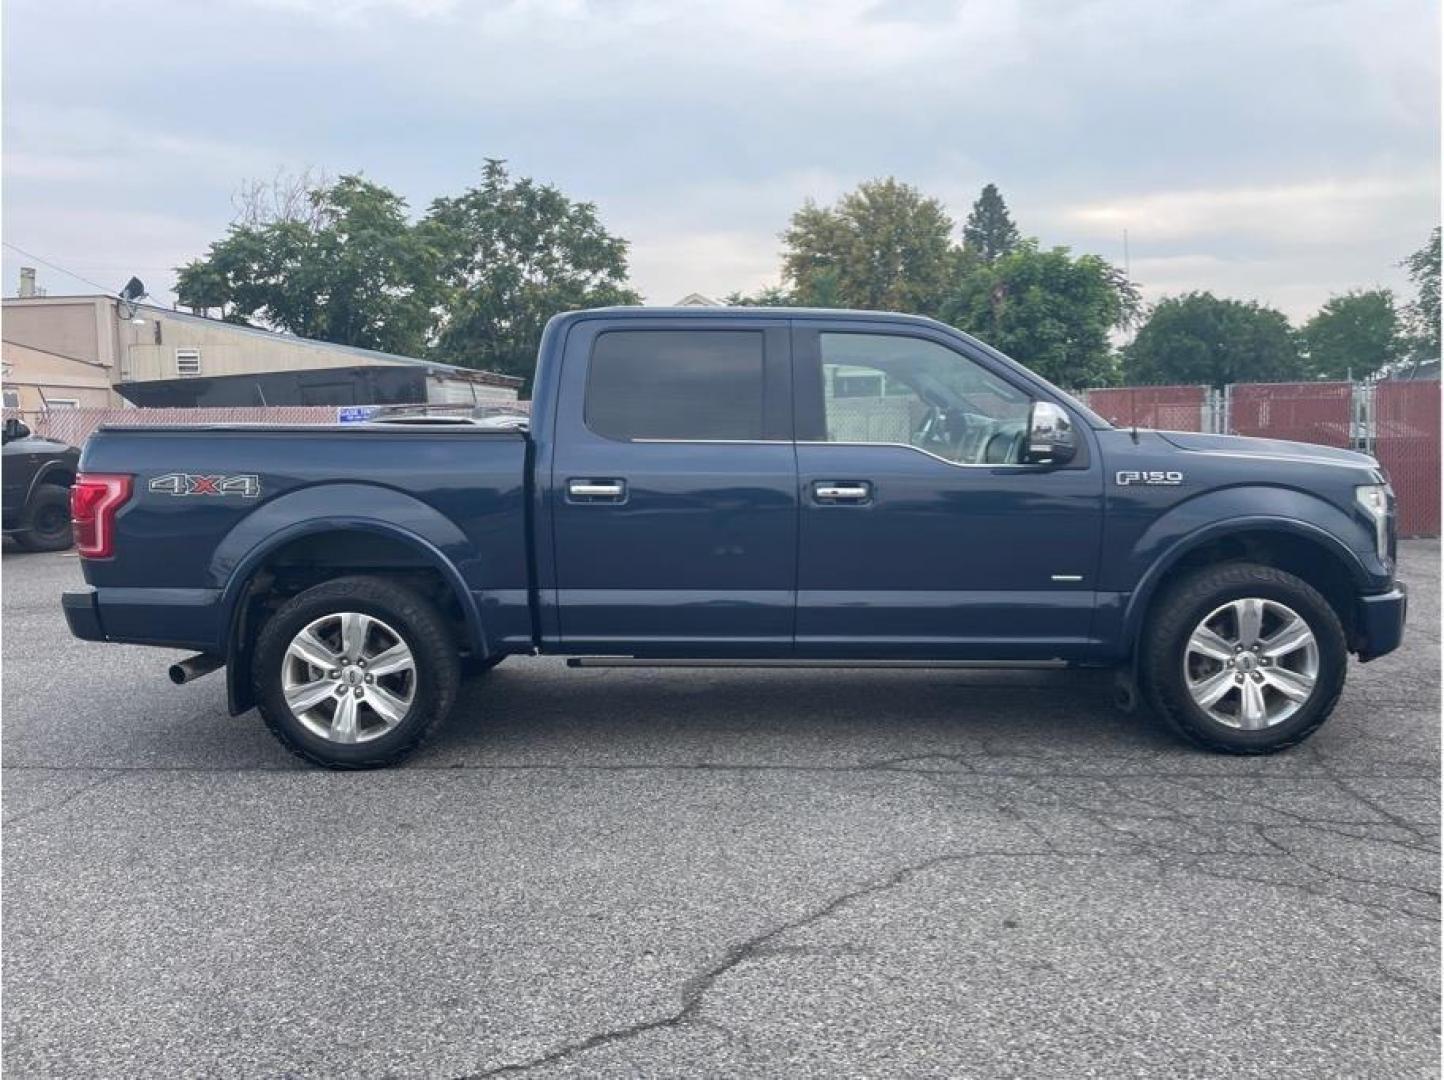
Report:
1058,175,1439,245
624,228,781,304
1125,250,1415,324
2,0,1436,326
1,205,215,299
241,0,462,21
4,104,278,188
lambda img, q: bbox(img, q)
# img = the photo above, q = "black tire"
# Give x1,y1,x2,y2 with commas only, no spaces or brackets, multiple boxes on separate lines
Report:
15,486,73,552
1142,562,1348,755
252,575,461,769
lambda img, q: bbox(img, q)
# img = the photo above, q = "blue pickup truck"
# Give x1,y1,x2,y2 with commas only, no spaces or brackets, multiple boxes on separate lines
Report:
63,307,1406,767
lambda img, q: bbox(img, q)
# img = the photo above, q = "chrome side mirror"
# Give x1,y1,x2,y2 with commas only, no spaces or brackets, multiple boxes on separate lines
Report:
1025,401,1076,465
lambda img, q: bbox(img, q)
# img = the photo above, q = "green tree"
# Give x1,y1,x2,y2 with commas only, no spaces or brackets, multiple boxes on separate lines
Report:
1401,227,1441,362
780,178,955,314
724,284,795,306
176,175,438,356
961,183,1021,263
794,265,846,308
941,241,1131,388
1123,293,1303,388
1300,289,1402,379
423,160,639,383
177,162,639,385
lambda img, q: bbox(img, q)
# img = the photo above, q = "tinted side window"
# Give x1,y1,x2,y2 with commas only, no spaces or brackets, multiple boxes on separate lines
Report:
586,330,765,440
819,333,1031,464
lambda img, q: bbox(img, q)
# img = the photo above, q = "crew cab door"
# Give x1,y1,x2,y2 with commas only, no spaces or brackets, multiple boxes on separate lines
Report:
548,317,796,654
792,322,1104,659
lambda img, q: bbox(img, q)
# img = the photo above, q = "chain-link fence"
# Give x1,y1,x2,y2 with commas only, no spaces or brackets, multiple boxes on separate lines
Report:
1227,381,1355,449
1080,385,1209,431
1374,381,1441,537
1083,379,1438,535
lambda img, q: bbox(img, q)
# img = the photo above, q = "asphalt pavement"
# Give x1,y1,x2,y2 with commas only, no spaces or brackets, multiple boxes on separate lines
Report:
2,543,1439,1077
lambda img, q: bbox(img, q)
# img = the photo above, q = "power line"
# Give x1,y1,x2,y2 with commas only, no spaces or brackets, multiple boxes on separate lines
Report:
1,241,122,296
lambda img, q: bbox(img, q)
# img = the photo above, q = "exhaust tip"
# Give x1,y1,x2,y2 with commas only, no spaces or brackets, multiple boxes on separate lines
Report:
169,653,224,685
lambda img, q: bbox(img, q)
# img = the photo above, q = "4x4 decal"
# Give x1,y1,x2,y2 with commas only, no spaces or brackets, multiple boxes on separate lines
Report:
149,472,261,498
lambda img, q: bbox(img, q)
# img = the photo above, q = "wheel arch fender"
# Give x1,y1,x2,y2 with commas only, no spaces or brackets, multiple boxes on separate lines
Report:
25,457,78,503
214,483,487,713
1120,490,1373,654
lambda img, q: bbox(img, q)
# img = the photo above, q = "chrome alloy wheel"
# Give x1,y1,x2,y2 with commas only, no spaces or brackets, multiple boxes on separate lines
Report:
281,612,416,744
1183,597,1320,730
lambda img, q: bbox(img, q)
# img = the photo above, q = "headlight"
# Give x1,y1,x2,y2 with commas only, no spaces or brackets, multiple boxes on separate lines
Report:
1355,483,1392,562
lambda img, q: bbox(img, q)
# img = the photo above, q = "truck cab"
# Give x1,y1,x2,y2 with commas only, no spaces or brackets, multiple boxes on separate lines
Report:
62,307,1407,768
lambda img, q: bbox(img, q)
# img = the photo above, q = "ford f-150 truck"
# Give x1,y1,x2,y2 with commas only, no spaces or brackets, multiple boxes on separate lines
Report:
62,307,1407,768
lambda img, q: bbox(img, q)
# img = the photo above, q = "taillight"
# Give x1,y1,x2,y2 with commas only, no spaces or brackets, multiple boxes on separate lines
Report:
71,473,133,558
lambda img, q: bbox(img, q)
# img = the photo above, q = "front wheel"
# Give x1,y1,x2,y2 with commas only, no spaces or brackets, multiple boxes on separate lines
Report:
1142,563,1348,754
252,576,461,769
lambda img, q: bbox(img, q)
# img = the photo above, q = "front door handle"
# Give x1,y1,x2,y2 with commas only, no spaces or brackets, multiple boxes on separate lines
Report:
813,480,872,504
567,478,627,502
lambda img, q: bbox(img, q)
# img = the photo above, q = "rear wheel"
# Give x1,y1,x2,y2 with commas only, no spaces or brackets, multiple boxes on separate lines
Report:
15,486,73,551
253,576,460,769
1142,563,1347,754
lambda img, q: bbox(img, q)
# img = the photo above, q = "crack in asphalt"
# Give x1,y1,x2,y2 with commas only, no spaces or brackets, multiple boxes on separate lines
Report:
458,849,1064,1078
447,764,1439,1076
6,724,1436,1074
1182,859,1440,927
4,769,1437,1073
456,810,1440,1077
987,774,1439,922
1310,746,1438,842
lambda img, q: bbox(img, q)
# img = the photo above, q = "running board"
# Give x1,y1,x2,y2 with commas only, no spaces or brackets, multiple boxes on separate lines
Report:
566,657,1068,670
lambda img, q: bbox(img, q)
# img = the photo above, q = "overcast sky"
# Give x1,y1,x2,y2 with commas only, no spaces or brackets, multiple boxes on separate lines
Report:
3,0,1439,322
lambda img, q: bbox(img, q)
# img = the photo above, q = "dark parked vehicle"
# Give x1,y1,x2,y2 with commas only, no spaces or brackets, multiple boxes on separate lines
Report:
62,308,1406,768
3,418,79,551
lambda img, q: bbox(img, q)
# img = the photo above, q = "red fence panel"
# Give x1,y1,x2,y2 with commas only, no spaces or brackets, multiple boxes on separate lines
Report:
1228,382,1353,448
1375,381,1441,538
1084,385,1207,431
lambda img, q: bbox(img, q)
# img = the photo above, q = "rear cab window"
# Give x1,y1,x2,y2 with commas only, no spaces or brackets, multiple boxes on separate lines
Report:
585,330,767,441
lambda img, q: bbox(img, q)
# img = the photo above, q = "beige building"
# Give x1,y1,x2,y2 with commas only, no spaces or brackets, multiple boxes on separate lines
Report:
2,291,521,411
1,337,116,409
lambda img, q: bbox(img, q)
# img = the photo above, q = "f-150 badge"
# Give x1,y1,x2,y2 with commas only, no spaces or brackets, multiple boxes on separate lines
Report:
1115,470,1183,486
149,472,261,498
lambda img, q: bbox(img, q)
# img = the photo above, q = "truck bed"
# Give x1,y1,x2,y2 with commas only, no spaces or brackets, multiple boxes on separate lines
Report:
75,424,532,655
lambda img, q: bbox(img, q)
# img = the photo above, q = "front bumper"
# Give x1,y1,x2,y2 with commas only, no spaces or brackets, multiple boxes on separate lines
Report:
62,589,105,642
1356,583,1408,661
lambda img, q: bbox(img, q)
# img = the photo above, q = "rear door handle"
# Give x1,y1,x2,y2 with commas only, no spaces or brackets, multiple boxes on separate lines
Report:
567,478,627,502
813,480,872,504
